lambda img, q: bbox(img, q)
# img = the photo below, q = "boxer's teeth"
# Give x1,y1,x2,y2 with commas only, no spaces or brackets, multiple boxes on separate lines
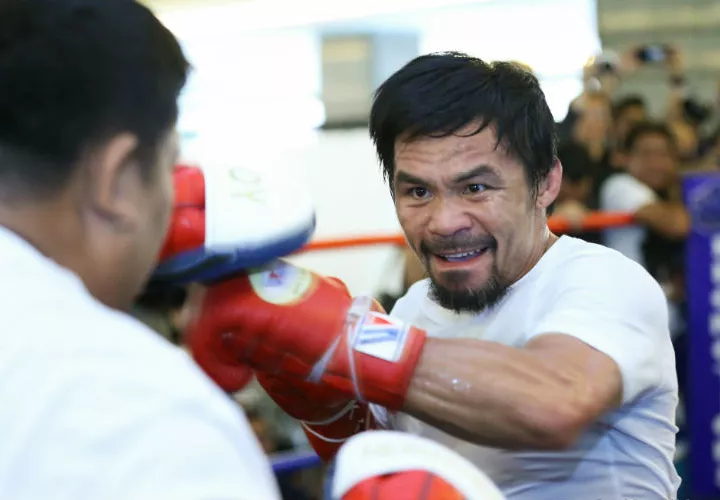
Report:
439,248,486,262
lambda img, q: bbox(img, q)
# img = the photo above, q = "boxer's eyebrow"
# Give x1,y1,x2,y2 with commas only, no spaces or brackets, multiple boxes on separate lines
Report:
394,170,428,186
453,165,502,185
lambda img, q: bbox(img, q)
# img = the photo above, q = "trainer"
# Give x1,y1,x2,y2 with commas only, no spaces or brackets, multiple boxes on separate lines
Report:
188,52,681,499
0,1,280,498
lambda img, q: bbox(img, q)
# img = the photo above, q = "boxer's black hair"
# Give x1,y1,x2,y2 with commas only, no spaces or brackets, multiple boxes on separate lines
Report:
369,52,557,197
0,0,189,198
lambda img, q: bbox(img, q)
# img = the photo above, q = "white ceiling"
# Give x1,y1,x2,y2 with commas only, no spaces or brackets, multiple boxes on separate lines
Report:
149,0,495,34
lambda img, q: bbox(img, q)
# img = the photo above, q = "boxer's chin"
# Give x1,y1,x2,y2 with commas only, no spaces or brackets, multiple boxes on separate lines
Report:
428,269,509,314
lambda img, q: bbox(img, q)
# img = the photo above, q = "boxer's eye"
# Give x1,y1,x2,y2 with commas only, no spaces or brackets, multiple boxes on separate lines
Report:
408,187,430,199
466,183,487,195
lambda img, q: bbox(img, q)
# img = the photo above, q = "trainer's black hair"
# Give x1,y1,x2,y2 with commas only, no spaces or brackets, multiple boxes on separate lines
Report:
369,52,557,196
623,121,677,154
0,0,190,198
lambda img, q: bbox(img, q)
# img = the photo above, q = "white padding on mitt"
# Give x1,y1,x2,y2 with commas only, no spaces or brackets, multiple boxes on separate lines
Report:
203,161,315,252
332,431,506,500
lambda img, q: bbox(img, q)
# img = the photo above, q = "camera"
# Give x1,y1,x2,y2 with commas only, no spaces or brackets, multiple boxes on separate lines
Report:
635,45,671,64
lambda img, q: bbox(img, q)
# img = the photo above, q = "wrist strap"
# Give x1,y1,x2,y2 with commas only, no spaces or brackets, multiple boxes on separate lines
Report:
302,400,356,426
301,422,350,444
300,403,372,444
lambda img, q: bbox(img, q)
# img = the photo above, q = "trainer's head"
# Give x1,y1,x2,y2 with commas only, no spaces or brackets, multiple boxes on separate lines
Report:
370,53,561,313
0,0,189,310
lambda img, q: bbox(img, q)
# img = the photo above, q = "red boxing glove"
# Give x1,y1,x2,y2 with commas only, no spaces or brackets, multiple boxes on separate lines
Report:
333,431,506,500
191,328,255,393
187,260,426,411
256,373,375,461
255,279,380,461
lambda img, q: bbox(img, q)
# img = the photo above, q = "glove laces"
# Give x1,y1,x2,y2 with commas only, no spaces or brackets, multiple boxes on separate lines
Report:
307,295,373,404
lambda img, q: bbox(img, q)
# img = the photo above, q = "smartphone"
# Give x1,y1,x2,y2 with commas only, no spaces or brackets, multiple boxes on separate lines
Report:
636,45,669,63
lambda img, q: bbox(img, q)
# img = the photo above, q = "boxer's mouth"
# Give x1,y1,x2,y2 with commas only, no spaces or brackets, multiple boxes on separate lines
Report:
435,247,490,262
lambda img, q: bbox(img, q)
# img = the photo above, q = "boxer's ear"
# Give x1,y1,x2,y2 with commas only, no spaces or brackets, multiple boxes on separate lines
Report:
535,159,562,210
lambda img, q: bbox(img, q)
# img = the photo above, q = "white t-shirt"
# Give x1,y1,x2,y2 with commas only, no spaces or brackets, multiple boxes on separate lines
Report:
0,226,281,500
371,236,680,499
600,173,658,267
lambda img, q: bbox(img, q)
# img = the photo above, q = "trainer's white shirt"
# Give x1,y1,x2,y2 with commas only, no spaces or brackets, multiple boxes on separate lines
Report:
0,226,281,500
599,172,658,267
371,236,680,500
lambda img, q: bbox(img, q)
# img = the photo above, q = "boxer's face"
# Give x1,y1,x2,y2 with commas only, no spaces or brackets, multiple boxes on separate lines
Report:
393,125,559,313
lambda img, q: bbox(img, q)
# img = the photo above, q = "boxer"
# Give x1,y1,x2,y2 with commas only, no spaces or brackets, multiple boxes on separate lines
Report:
188,53,680,499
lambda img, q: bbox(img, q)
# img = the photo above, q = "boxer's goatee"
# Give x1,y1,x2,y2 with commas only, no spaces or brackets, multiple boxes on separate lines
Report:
429,270,509,314
420,234,508,313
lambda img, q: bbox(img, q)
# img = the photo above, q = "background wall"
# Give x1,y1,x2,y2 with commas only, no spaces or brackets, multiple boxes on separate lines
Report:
598,0,720,117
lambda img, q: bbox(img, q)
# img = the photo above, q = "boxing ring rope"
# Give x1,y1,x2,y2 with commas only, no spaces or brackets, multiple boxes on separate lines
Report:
266,209,637,475
298,211,636,253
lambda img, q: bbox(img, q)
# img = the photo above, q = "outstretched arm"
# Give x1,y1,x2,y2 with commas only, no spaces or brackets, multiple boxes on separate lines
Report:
403,334,621,450
400,258,668,450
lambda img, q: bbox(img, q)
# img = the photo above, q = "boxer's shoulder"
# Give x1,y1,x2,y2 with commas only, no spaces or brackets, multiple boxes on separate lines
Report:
546,236,658,283
535,236,667,310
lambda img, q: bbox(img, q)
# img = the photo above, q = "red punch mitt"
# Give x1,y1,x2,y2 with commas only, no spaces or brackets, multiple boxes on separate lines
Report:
186,260,427,411
153,163,315,284
333,431,507,500
158,164,206,262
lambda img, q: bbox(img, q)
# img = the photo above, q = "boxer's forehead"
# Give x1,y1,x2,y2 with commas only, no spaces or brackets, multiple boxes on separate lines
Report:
393,126,523,187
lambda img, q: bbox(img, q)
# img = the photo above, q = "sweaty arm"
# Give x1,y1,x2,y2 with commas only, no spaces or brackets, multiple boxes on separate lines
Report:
401,258,669,451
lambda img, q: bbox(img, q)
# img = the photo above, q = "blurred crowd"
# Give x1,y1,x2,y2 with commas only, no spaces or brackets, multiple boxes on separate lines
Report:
553,45,708,391
132,45,716,499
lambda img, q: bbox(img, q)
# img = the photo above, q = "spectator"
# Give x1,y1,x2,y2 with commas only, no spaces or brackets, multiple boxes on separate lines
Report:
669,118,701,167
570,91,613,163
696,126,720,171
610,95,647,157
599,121,689,275
553,142,601,244
559,92,615,209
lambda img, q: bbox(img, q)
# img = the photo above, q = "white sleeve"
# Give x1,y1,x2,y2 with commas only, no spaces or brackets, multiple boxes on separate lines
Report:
600,174,658,213
526,254,671,404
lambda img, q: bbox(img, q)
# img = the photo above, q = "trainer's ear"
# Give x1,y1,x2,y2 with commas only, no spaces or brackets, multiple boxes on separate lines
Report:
86,132,143,229
536,159,562,210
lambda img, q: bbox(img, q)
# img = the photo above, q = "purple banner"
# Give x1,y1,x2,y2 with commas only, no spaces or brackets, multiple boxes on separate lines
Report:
683,172,720,498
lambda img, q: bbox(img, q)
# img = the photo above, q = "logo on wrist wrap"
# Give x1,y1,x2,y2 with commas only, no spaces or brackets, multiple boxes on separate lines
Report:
353,313,410,363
